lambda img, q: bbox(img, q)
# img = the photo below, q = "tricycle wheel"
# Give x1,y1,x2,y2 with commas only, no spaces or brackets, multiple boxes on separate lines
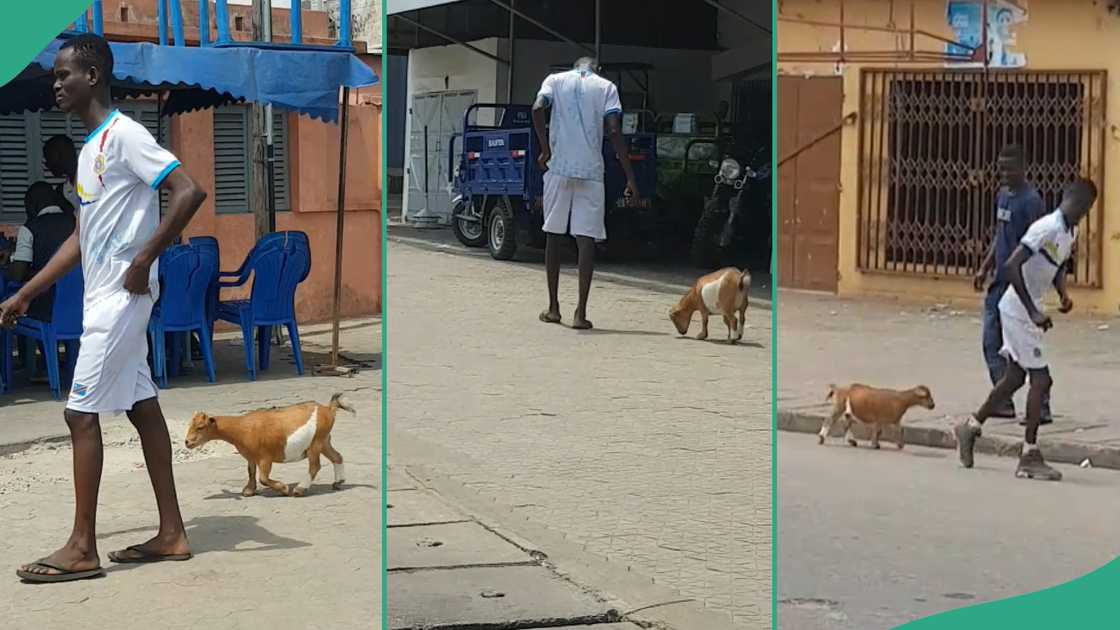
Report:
451,197,487,248
488,198,518,260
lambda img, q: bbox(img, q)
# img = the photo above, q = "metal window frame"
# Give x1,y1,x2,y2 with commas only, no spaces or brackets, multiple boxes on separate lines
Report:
213,104,291,214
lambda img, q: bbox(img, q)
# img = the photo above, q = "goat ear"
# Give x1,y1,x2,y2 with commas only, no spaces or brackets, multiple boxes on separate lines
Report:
207,415,216,425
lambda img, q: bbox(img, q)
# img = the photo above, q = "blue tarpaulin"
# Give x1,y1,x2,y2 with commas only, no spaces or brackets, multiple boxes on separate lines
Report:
0,38,378,123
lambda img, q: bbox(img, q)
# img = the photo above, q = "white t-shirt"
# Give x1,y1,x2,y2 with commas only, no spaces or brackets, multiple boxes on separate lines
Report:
536,68,623,181
12,205,65,263
61,179,80,213
75,110,180,305
998,209,1077,322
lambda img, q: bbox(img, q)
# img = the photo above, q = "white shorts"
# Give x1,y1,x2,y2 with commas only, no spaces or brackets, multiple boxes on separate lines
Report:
68,291,158,415
542,172,606,241
999,311,1047,370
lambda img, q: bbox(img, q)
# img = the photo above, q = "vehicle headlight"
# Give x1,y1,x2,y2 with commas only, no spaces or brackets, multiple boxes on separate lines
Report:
719,158,741,181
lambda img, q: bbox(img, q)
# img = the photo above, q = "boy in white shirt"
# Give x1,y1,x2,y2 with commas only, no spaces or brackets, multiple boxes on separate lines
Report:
1,34,207,582
955,178,1097,481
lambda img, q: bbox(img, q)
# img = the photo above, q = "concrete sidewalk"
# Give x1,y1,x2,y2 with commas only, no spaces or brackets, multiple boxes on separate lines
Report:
387,222,774,309
0,318,381,454
387,434,744,630
0,321,380,629
388,241,771,627
778,290,1120,469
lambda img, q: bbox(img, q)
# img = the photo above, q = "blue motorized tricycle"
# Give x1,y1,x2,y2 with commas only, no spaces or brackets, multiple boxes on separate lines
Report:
448,103,658,260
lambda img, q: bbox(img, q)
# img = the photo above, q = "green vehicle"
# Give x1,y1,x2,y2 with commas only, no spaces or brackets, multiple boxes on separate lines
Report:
651,113,737,252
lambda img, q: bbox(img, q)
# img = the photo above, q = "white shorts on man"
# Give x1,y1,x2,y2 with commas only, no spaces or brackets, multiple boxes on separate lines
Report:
998,313,1046,371
68,291,159,415
542,172,606,241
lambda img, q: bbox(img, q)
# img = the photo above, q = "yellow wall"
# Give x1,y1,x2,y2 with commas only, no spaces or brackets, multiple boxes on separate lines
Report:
778,0,1120,313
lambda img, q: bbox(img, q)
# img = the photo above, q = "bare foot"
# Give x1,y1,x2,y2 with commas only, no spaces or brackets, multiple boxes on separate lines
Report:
539,309,561,324
571,312,593,330
108,532,191,563
18,544,100,578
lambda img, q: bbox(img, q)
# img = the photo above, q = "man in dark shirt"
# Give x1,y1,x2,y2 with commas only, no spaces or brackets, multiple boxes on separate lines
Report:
7,181,77,322
44,134,80,213
973,144,1050,422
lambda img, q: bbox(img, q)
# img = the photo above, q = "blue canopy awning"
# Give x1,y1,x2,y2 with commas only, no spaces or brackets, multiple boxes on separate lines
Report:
0,38,378,123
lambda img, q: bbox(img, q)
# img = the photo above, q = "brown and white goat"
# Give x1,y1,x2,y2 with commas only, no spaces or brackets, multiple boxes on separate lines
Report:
818,384,935,449
670,267,750,343
185,393,355,497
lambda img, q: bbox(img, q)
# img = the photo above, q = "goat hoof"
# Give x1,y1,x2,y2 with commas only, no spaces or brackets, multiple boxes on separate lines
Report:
847,439,858,447
897,444,905,450
332,481,345,490
872,443,881,450
817,434,825,445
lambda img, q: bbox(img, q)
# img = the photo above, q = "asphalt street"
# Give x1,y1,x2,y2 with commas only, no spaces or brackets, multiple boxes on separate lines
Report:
778,432,1120,630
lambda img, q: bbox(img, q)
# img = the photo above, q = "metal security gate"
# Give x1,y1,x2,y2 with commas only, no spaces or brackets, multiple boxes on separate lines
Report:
405,89,477,224
856,69,1106,287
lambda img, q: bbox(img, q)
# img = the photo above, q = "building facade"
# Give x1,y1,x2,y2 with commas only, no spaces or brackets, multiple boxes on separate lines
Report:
1,0,382,320
778,0,1120,314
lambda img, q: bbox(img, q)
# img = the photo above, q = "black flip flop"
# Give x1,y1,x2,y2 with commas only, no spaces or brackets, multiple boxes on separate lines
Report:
108,545,192,564
17,559,105,583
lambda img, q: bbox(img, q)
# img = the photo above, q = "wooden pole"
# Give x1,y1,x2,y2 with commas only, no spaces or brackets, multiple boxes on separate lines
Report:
330,89,351,368
249,0,270,239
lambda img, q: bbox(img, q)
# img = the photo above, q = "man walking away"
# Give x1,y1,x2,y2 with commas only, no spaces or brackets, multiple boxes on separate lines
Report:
532,57,639,330
974,144,1049,423
956,178,1097,481
0,34,207,582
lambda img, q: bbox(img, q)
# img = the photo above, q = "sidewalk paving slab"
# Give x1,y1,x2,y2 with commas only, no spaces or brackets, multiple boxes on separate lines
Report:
388,488,472,526
389,521,536,570
389,565,620,630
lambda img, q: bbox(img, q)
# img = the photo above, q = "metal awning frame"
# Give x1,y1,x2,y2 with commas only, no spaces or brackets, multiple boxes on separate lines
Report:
777,0,988,66
389,0,666,105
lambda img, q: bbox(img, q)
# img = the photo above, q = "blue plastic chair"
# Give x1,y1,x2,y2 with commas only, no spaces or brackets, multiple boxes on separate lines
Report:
187,236,221,356
11,267,84,400
217,232,310,380
149,244,218,387
0,327,8,395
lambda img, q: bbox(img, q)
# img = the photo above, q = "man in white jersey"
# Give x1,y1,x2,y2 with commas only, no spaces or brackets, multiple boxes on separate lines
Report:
955,178,1097,481
532,57,638,330
1,35,206,582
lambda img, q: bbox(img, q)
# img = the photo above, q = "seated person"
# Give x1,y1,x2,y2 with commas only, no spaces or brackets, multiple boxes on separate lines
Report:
7,182,77,322
44,135,80,214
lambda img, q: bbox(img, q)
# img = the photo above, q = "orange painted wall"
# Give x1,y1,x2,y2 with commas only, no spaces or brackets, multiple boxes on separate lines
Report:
2,1,382,321
175,95,383,323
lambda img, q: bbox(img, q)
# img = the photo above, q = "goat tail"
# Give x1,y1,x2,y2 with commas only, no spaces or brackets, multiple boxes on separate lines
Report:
330,393,356,415
740,270,751,293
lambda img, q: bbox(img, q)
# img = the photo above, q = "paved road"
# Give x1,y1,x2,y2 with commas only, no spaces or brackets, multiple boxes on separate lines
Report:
0,323,381,630
778,432,1120,630
388,241,772,628
389,222,773,305
778,290,1120,450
